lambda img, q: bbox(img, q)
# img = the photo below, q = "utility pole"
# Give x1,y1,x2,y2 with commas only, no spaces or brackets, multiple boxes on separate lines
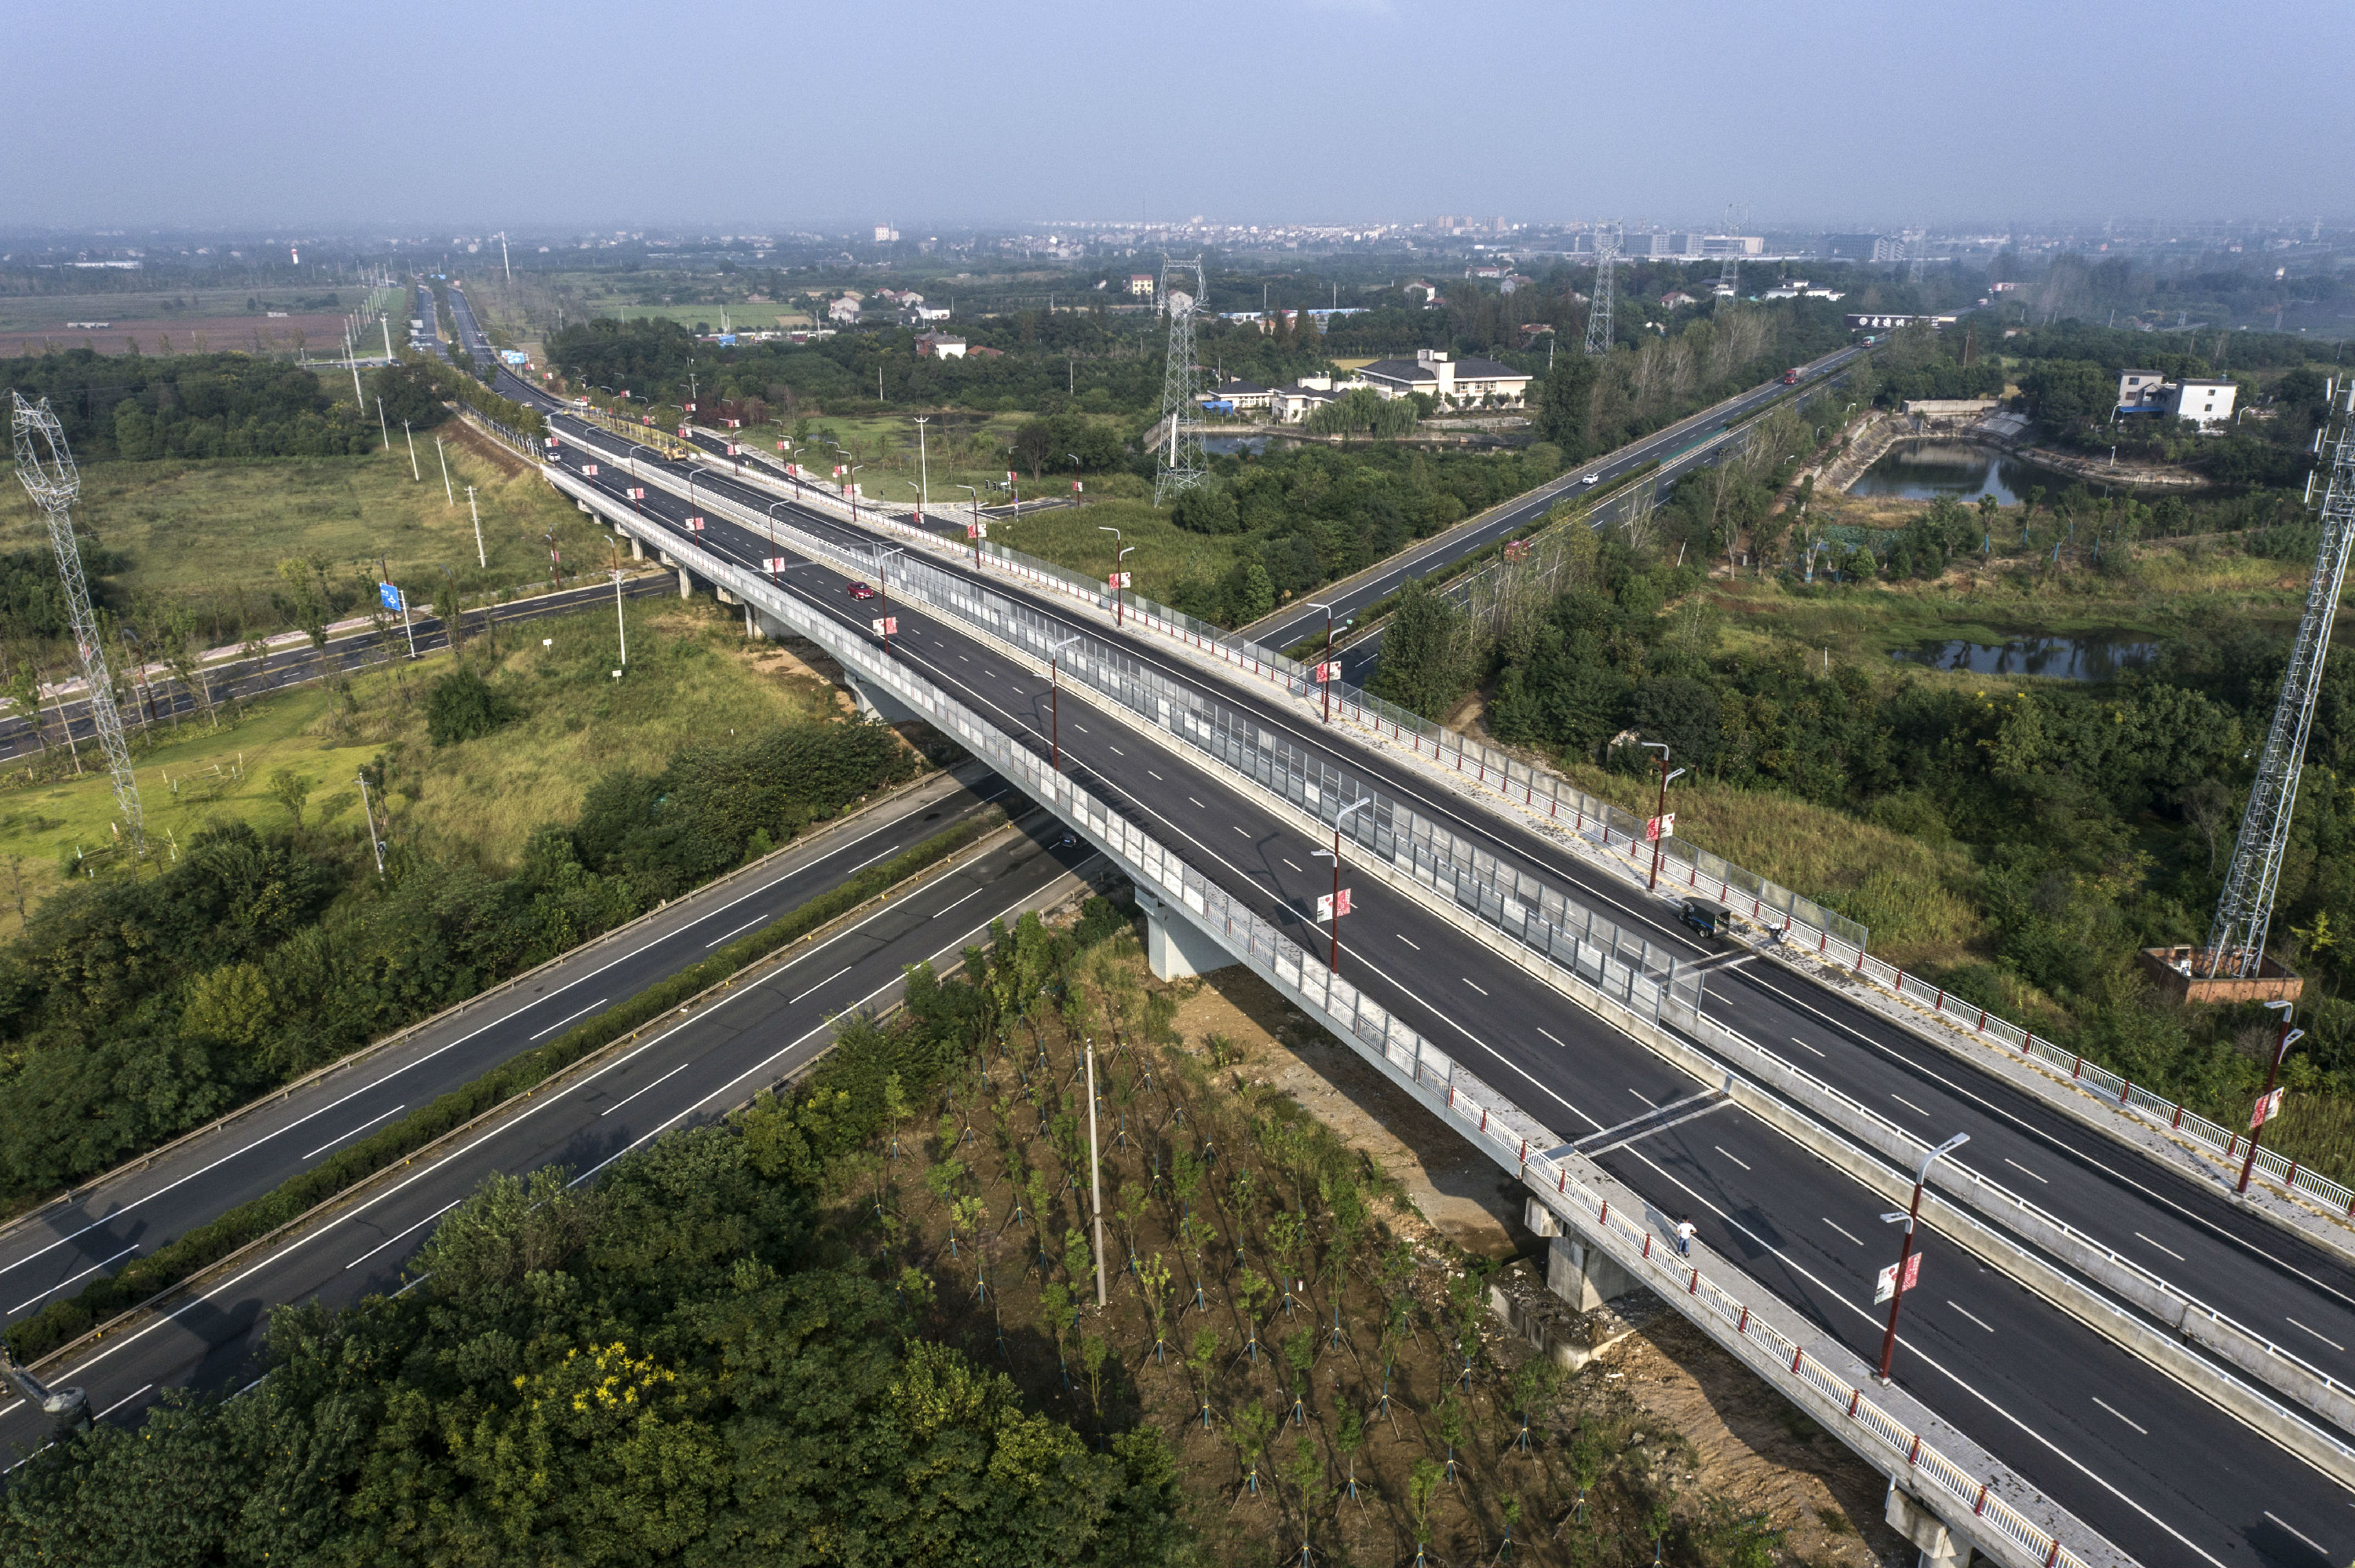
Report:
1305,600,1337,723
1097,526,1130,627
2237,1001,2302,1195
1313,799,1371,975
1877,1133,1968,1383
1641,742,1682,892
375,395,389,450
1049,634,1081,772
466,484,484,567
356,771,385,877
403,420,419,480
1086,1039,1107,1308
913,415,929,523
436,436,454,506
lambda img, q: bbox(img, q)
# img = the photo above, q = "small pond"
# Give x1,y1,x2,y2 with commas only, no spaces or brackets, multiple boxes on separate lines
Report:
1849,439,2072,505
1203,434,1274,456
1890,636,2157,683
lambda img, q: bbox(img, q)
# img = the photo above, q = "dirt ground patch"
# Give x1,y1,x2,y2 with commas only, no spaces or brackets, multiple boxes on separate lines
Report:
1148,953,1908,1563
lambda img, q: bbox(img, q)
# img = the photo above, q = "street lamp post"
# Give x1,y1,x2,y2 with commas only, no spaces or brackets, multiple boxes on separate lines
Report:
874,545,904,653
1304,600,1337,723
1048,634,1081,773
2238,1001,2303,1197
1877,1133,1969,1383
955,484,981,567
1311,797,1373,975
1639,743,1684,892
1067,455,1084,507
845,463,864,527
914,416,930,525
1097,526,1130,627
765,501,791,582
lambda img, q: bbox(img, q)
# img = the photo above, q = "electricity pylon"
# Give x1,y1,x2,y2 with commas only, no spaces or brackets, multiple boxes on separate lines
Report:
1583,228,1617,356
1717,202,1741,300
1153,257,1210,503
2204,381,2355,976
13,392,142,856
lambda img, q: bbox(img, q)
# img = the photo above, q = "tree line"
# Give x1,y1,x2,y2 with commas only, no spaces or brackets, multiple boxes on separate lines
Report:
0,690,916,1209
1,350,375,461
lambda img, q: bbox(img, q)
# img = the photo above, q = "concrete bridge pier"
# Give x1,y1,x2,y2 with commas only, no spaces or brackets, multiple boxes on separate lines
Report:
628,534,644,560
1524,1198,1641,1311
677,567,692,599
1135,888,1232,981
743,602,764,639
1884,1484,1972,1567
843,672,920,726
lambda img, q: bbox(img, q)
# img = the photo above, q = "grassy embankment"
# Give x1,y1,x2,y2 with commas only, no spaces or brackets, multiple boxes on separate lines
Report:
0,596,845,935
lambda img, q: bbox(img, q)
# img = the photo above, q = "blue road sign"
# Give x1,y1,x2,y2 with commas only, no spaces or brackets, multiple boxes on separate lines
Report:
378,582,404,611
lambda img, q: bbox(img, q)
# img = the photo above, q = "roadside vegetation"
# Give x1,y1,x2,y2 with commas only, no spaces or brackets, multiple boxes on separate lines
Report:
0,597,922,1209
2,901,1796,1568
1369,338,2355,1183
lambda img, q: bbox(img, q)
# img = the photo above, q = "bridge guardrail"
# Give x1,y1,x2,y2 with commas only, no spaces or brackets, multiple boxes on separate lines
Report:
596,403,2350,1235
550,465,2127,1568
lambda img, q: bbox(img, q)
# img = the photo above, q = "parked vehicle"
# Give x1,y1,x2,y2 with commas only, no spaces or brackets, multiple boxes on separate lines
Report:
1679,899,1730,939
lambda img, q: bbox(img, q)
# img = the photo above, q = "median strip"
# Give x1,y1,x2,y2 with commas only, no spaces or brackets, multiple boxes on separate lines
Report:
3,808,1006,1365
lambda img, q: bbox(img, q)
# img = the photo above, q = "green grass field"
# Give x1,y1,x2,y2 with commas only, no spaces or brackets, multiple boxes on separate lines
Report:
0,597,847,936
0,284,403,334
0,432,606,635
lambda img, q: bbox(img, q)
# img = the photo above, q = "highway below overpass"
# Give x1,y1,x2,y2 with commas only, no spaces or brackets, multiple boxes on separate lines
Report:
495,377,2355,1566
1242,341,1869,668
0,807,1097,1472
0,575,677,766
0,768,1017,1333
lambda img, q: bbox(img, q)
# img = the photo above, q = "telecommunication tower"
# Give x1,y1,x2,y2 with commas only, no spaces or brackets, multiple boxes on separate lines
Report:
1716,202,1742,301
1583,228,1618,356
2203,381,2355,979
1152,257,1210,503
13,392,143,855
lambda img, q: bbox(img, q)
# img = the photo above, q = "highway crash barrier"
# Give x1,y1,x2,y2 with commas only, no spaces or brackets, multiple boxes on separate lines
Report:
553,467,2132,1568
581,427,2355,1445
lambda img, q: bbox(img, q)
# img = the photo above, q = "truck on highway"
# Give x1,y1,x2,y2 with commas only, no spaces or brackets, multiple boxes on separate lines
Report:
1781,369,1800,385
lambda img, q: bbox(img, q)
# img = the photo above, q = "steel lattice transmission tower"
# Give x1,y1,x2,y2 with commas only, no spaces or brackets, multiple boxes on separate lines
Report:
1152,257,1210,504
2204,384,2355,977
13,392,142,855
1583,228,1618,356
1716,203,1742,301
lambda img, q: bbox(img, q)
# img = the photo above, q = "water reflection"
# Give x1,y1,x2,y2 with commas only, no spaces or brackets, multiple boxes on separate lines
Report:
1203,435,1273,456
1891,637,2156,682
1851,440,2070,505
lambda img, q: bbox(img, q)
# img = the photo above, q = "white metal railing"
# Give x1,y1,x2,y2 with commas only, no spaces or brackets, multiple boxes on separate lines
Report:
594,413,2348,1223
552,469,2116,1568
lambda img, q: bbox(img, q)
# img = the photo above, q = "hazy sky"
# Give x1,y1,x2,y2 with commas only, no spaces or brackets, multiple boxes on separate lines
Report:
13,0,2348,233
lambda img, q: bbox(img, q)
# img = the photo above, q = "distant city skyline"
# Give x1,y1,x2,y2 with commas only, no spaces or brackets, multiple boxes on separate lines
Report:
5,0,2345,230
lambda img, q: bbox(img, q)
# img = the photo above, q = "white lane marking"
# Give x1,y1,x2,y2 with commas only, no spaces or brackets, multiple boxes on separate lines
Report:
2265,1511,2327,1555
789,967,853,1005
2287,1316,2348,1353
94,1384,152,1422
1232,826,1251,839
1947,1300,1995,1334
1109,746,1124,757
300,1103,407,1161
1627,1088,1655,1106
1820,1217,1863,1247
528,997,611,1040
1890,1093,1930,1118
2090,1398,2147,1436
1396,933,1421,951
2003,1158,2048,1185
1537,1028,1568,1048
1283,859,1302,871
599,1061,692,1119
844,842,905,874
1148,769,1163,780
931,886,985,919
346,1199,463,1270
2134,1231,2185,1263
1713,1145,1751,1172
1188,797,1205,808
1462,978,1488,996
1788,1035,1825,1058
1072,724,1088,734
10,1242,139,1314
